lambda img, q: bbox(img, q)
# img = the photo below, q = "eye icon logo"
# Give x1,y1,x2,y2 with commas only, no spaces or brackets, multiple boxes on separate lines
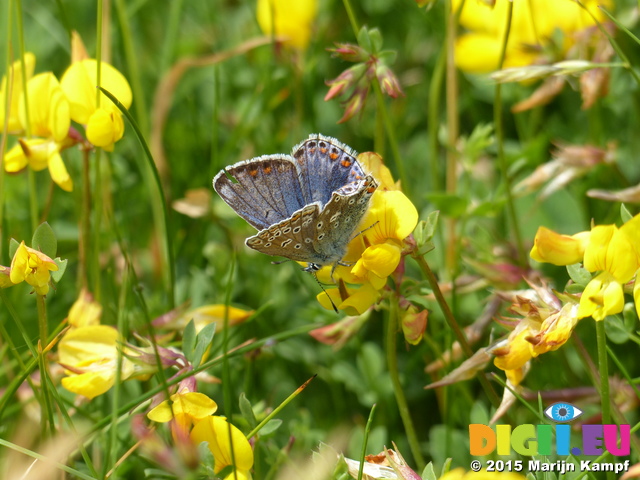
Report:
544,402,583,423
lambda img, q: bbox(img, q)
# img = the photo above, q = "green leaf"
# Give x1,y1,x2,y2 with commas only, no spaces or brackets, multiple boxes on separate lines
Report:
421,462,437,480
192,321,216,368
368,28,383,53
32,222,57,258
621,203,633,223
239,393,257,428
604,315,629,344
566,263,591,286
414,211,439,247
182,319,197,363
51,258,68,283
357,26,372,52
9,238,20,259
258,418,282,436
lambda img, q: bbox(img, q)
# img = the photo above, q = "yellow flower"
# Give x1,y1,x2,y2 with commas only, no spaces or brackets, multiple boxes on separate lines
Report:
58,325,135,399
0,265,15,288
68,289,102,328
191,416,254,480
530,227,590,265
9,241,58,295
349,190,418,283
316,155,418,314
256,0,317,50
4,72,74,191
453,0,612,74
492,324,535,372
317,282,381,316
529,303,579,356
0,52,36,134
171,305,254,334
60,59,132,151
531,214,640,321
148,391,218,436
5,138,73,192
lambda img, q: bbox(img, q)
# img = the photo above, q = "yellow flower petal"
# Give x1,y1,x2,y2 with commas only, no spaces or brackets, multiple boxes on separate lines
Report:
61,59,132,124
0,265,15,288
364,190,418,243
68,289,102,328
493,328,533,371
357,152,399,190
317,282,381,315
356,243,401,279
9,241,57,294
86,108,124,150
19,72,70,142
256,0,317,50
4,143,28,173
0,52,36,133
148,392,218,425
191,416,254,475
48,151,73,192
58,325,119,366
61,363,116,400
175,305,254,333
530,227,589,265
577,272,624,321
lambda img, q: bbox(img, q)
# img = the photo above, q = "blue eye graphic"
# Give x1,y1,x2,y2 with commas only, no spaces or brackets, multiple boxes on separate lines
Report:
544,402,583,423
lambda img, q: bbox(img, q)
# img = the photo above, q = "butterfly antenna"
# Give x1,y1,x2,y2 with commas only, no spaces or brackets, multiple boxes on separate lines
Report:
313,272,338,313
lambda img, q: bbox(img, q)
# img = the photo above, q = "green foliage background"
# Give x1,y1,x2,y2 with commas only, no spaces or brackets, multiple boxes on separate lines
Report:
1,0,640,478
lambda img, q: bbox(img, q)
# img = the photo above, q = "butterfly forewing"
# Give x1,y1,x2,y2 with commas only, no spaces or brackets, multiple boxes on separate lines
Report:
213,157,306,230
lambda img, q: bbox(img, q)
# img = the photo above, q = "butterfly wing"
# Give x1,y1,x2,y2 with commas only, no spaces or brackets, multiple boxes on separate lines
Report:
313,175,379,263
213,156,306,230
245,203,328,264
291,134,367,207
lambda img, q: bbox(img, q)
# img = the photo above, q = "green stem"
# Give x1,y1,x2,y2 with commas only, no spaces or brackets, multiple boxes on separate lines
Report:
99,87,175,308
341,0,360,35
114,0,150,135
247,375,316,440
387,296,425,469
428,48,446,192
443,0,463,278
358,404,377,480
596,320,610,424
36,293,55,436
595,320,614,480
494,1,527,267
79,149,90,289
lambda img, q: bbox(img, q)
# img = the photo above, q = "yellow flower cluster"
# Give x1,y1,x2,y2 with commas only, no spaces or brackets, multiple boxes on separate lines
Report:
148,389,254,480
0,241,59,295
531,214,640,321
453,0,612,74
1,42,131,191
316,153,418,315
493,213,640,382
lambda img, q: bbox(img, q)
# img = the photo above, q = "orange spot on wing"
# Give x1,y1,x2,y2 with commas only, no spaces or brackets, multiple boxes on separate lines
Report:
341,159,352,167
263,165,272,174
329,152,339,160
